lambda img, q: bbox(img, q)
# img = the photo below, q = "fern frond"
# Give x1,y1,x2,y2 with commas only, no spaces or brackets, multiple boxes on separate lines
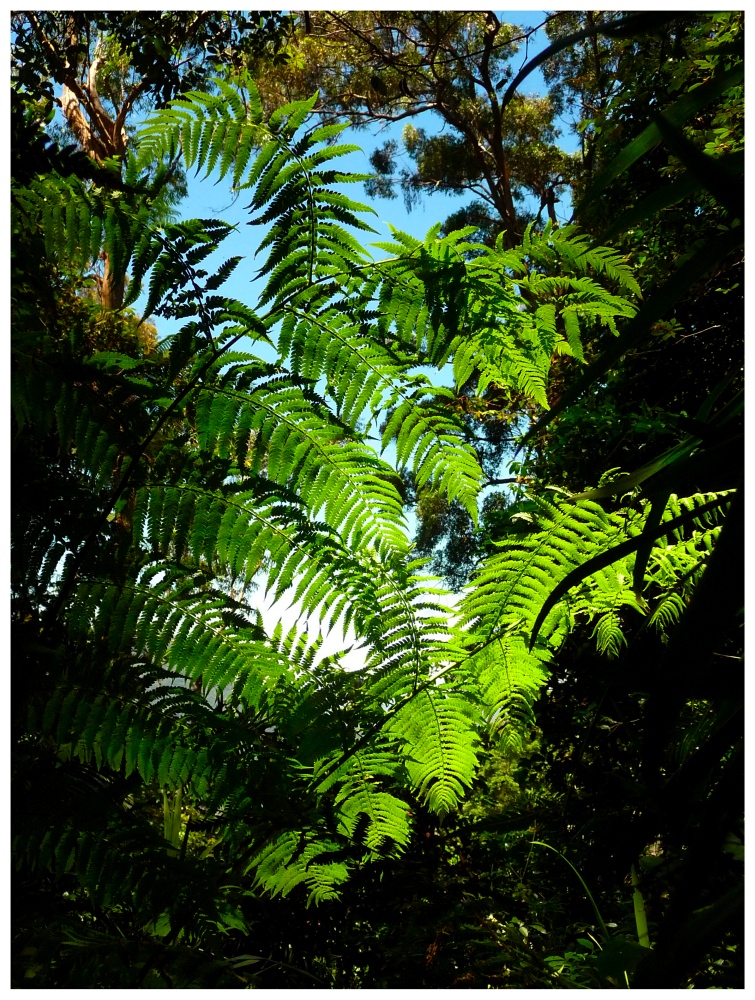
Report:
648,591,687,633
381,387,483,523
370,221,638,419
195,372,408,554
249,832,350,905
592,610,628,658
331,750,412,853
387,687,480,815
13,172,150,285
461,492,632,649
475,636,551,755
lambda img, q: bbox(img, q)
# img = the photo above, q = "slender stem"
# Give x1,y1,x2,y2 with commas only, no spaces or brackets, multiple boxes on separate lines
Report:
530,841,611,938
631,864,651,948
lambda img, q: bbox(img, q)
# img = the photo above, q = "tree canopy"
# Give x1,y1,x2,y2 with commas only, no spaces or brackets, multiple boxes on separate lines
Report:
247,11,574,245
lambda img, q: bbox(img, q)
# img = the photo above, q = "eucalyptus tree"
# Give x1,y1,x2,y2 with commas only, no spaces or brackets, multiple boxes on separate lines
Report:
11,11,292,307
247,11,575,247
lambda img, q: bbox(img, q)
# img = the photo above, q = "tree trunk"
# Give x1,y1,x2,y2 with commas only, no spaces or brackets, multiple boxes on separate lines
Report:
51,28,129,309
100,254,126,311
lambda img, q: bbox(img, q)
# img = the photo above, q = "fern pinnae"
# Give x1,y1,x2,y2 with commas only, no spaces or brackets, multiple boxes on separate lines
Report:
280,302,408,426
333,750,412,853
461,492,625,653
202,379,407,551
388,687,480,815
529,492,732,646
19,79,661,918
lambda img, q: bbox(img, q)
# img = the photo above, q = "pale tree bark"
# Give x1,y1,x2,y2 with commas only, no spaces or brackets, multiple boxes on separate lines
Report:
29,15,134,309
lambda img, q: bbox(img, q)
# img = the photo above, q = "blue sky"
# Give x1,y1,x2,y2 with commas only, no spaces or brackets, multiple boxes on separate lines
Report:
133,12,576,332
127,12,576,658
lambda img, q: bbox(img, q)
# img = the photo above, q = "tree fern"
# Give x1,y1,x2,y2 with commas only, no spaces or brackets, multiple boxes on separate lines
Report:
13,70,703,974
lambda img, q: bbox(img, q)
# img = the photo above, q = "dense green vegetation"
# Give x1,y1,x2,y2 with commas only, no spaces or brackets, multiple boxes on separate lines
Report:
12,12,742,988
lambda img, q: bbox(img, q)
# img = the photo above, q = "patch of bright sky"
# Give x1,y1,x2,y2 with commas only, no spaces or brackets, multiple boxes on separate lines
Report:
135,10,576,335
136,9,574,466
131,11,576,667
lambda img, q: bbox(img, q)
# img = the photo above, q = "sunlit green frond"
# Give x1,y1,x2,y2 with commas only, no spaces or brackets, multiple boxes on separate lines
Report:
461,492,632,649
387,688,480,815
474,636,551,755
